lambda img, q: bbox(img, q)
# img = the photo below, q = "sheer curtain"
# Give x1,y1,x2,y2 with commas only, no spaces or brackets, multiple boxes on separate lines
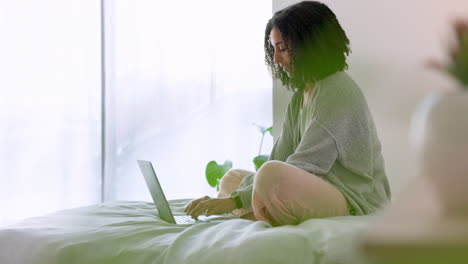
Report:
103,0,273,201
0,0,101,226
0,0,272,227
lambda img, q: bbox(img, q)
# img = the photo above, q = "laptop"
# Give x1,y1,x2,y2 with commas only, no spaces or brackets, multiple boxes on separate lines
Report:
137,160,235,224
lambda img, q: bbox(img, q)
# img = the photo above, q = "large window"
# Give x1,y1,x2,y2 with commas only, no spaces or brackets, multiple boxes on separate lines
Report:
0,0,272,226
0,0,101,226
103,0,273,201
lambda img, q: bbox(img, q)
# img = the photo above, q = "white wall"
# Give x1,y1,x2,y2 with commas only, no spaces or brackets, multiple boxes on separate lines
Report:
272,0,468,198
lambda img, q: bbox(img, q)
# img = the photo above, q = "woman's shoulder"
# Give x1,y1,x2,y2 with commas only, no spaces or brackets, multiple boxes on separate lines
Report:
314,71,370,119
317,71,366,103
319,71,359,93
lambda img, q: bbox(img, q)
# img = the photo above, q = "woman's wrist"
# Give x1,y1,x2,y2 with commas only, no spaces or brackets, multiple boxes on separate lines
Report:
230,194,243,209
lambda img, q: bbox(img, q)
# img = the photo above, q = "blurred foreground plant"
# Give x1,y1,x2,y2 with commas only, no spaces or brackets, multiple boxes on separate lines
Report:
428,18,468,88
205,123,272,191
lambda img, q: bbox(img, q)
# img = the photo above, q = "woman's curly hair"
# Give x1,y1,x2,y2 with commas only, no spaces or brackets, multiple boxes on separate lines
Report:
264,1,351,92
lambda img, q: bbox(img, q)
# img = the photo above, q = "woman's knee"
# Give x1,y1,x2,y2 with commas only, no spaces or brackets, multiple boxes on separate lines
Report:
258,160,284,174
219,168,250,190
218,169,243,198
221,169,246,182
254,161,289,189
254,161,323,194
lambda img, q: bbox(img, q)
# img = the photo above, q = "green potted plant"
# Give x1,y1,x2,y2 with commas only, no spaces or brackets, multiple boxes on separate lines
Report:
428,18,468,87
205,123,272,191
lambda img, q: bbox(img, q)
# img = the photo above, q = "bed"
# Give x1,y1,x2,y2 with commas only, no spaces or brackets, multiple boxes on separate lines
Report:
0,199,372,264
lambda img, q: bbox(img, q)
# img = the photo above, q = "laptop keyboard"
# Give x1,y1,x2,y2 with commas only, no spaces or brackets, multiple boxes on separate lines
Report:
174,215,196,224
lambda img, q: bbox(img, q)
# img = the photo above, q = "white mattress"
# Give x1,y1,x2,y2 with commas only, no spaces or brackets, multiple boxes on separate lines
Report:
0,199,372,264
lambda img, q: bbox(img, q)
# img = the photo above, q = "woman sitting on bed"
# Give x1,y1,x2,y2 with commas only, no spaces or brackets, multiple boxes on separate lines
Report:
185,0,391,226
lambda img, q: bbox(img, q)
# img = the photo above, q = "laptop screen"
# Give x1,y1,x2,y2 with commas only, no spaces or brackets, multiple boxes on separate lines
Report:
137,160,176,224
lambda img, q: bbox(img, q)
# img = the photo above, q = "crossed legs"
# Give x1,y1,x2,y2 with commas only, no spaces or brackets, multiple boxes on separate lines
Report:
218,160,349,226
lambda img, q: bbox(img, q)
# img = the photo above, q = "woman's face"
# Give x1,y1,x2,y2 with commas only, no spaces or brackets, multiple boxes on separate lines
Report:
269,27,292,76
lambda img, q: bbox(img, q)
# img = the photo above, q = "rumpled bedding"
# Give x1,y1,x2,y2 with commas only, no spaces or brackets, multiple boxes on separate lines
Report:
0,199,372,264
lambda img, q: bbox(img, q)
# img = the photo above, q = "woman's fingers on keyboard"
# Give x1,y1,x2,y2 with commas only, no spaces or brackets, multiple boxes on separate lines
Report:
184,196,211,214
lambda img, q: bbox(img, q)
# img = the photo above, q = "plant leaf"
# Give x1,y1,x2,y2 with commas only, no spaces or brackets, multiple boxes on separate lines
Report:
205,160,232,188
253,155,270,171
265,126,273,136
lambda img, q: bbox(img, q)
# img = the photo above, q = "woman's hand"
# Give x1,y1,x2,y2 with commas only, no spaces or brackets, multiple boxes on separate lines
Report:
184,196,237,220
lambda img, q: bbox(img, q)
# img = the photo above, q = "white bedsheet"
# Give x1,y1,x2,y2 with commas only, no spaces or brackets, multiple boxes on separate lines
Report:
0,199,372,264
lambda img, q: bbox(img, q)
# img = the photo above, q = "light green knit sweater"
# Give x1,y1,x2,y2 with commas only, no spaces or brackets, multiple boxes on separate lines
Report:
231,71,391,216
